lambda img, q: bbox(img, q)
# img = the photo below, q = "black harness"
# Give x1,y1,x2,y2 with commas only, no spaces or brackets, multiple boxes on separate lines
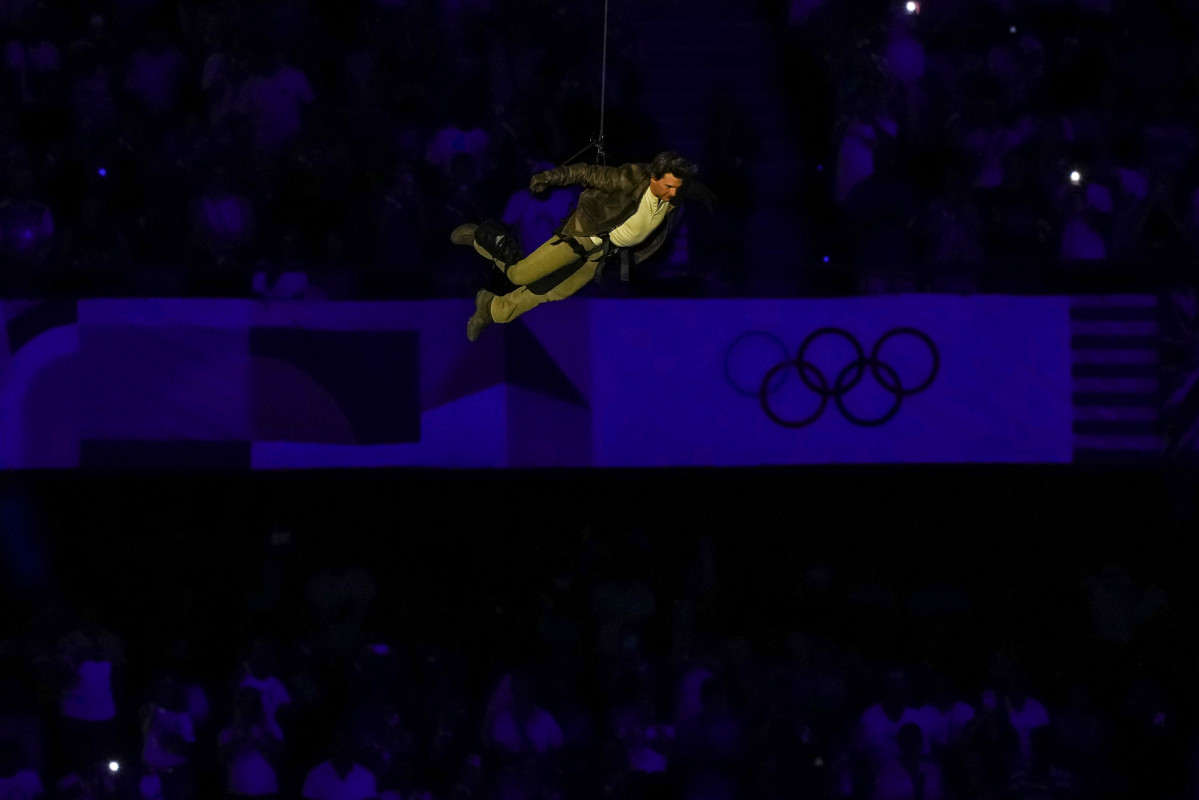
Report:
541,183,682,289
549,230,630,283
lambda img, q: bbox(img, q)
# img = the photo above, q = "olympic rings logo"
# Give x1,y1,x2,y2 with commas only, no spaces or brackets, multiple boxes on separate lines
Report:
724,327,940,428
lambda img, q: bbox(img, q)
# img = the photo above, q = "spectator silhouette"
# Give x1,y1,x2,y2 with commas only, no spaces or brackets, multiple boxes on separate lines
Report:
1003,725,1080,799
65,39,119,144
120,22,188,130
189,162,257,271
480,668,566,800
199,24,248,134
0,737,45,800
218,686,283,800
608,693,671,778
499,158,578,258
371,160,429,287
53,608,125,775
481,669,564,760
139,675,196,800
65,14,117,80
343,641,413,780
833,89,897,205
1134,170,1196,269
999,666,1050,767
424,88,491,182
979,144,1053,290
790,636,850,743
1117,670,1184,798
234,640,292,743
0,166,54,283
232,35,313,173
1049,680,1108,789
0,671,48,783
916,671,975,759
53,756,129,800
2,6,64,151
420,656,470,782
844,137,921,292
1057,180,1109,263
873,722,944,800
251,226,314,300
959,686,1019,790
303,562,377,663
300,732,378,800
675,675,747,778
923,160,985,286
856,668,927,773
590,536,659,663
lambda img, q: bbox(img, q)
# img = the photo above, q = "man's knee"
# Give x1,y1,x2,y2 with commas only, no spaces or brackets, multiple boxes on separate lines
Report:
506,267,528,286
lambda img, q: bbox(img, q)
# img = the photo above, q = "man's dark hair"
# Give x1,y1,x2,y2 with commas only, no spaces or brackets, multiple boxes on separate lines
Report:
649,151,698,181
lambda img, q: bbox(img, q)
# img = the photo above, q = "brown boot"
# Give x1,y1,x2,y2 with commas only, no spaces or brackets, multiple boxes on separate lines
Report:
466,288,496,342
450,223,478,245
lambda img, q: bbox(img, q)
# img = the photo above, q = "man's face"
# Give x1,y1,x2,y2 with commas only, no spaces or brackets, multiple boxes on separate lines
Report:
650,172,684,202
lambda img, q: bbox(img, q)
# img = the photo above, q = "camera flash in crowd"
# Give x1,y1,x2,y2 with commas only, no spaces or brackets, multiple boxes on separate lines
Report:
905,1,920,13
108,761,120,773
1070,170,1082,185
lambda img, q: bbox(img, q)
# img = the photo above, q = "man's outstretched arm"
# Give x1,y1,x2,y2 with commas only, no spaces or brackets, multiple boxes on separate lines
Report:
529,163,624,194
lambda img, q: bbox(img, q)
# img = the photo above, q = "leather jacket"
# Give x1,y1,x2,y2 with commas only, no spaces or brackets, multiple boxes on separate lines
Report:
531,162,679,265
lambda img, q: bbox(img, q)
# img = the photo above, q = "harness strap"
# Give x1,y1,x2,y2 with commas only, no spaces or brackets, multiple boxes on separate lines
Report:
551,233,615,283
551,233,605,260
594,243,630,282
549,231,630,282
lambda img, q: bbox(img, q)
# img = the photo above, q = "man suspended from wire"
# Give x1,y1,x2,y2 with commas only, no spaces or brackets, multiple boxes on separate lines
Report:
451,150,713,341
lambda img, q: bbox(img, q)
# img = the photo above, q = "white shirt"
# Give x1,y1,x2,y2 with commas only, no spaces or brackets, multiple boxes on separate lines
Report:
300,762,377,800
595,186,672,249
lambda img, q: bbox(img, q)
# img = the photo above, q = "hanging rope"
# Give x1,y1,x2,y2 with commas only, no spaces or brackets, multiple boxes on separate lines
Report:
597,0,608,163
561,0,610,166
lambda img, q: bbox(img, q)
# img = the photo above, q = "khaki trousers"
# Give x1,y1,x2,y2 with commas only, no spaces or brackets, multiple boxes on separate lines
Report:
475,236,602,324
